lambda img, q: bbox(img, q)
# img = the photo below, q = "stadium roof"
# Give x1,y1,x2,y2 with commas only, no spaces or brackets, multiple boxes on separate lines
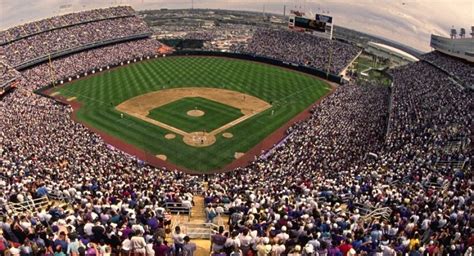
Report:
369,42,419,62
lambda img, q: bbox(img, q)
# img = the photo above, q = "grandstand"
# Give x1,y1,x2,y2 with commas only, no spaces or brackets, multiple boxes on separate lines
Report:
0,5,472,256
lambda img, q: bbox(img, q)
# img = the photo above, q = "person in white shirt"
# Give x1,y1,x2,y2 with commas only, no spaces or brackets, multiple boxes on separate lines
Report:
172,226,186,255
145,238,155,256
121,235,132,255
130,230,147,256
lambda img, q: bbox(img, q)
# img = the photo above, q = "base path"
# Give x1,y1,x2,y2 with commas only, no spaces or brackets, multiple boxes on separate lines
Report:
116,87,271,147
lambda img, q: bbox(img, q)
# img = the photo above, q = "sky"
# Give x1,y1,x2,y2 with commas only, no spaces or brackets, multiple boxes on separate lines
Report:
0,0,472,52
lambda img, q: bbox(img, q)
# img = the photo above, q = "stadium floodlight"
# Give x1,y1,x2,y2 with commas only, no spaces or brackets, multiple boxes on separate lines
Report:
450,28,457,39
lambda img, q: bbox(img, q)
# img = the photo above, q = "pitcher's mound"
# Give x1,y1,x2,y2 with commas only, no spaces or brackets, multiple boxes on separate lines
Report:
234,152,245,159
183,131,216,147
187,110,205,117
164,133,176,139
156,154,167,161
222,132,233,138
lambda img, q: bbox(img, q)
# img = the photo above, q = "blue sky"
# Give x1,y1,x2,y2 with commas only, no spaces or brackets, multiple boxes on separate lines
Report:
0,0,472,51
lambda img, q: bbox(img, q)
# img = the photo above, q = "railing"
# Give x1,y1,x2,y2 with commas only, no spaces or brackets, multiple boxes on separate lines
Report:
47,189,75,205
164,202,191,221
0,77,17,90
8,197,50,215
361,207,392,222
179,222,220,239
0,173,8,181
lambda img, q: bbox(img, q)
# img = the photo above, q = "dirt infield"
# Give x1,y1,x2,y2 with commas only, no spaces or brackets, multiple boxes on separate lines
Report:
156,154,167,161
182,131,216,147
42,55,338,175
164,133,176,139
44,82,336,175
234,152,245,159
187,109,205,117
222,132,233,138
116,87,271,147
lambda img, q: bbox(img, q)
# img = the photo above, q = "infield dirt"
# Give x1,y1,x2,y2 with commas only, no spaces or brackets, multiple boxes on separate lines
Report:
116,87,271,147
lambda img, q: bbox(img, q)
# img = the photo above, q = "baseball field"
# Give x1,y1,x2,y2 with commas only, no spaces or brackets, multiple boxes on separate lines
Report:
53,56,331,172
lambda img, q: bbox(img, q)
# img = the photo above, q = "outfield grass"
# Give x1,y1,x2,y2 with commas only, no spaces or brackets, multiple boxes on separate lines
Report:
147,97,243,133
56,56,330,172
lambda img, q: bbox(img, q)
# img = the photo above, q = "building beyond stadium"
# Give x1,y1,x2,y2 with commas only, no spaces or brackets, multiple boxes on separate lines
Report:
430,34,474,62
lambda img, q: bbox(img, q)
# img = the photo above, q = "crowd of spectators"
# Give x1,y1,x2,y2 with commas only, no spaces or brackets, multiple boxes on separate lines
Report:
230,29,361,75
202,61,472,255
1,16,151,67
0,61,20,87
0,6,135,45
422,51,474,86
1,87,200,254
0,7,472,254
21,39,161,90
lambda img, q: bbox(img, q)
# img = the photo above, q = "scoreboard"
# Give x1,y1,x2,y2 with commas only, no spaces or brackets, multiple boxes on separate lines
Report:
289,13,334,39
294,17,326,32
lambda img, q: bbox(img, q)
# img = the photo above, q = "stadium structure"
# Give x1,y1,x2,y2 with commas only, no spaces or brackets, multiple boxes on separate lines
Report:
0,5,472,256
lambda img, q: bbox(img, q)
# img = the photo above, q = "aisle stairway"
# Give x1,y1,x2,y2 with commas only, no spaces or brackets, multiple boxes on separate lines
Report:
167,182,213,255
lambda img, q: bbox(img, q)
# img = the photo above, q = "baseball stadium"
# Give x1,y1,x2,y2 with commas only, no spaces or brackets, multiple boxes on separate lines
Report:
0,1,472,256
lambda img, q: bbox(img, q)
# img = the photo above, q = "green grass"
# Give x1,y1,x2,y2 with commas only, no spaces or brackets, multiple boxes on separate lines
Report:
56,56,330,172
355,55,385,73
353,55,392,87
147,97,244,133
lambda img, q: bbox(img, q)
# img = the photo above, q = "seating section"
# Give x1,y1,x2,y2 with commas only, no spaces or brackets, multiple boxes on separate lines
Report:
1,16,151,67
0,61,20,87
21,39,161,90
231,29,361,74
422,51,474,86
0,7,472,255
0,6,135,44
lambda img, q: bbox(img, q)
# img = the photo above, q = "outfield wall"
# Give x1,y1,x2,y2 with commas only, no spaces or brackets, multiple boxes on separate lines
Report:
172,51,343,84
35,50,343,97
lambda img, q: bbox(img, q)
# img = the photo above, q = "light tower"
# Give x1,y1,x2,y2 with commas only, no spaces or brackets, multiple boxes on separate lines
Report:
450,27,457,39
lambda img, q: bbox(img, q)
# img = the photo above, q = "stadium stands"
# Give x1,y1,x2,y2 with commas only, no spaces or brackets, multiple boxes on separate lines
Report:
21,39,161,89
0,61,20,95
422,51,474,87
1,16,151,68
0,61,20,86
0,6,472,256
0,6,135,45
231,29,361,75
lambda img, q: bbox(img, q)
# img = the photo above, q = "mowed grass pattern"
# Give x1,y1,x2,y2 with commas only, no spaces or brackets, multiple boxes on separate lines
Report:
57,57,330,172
147,97,244,133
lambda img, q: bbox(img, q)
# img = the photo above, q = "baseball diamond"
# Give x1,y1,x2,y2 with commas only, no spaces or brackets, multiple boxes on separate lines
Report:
2,4,472,256
53,56,330,172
